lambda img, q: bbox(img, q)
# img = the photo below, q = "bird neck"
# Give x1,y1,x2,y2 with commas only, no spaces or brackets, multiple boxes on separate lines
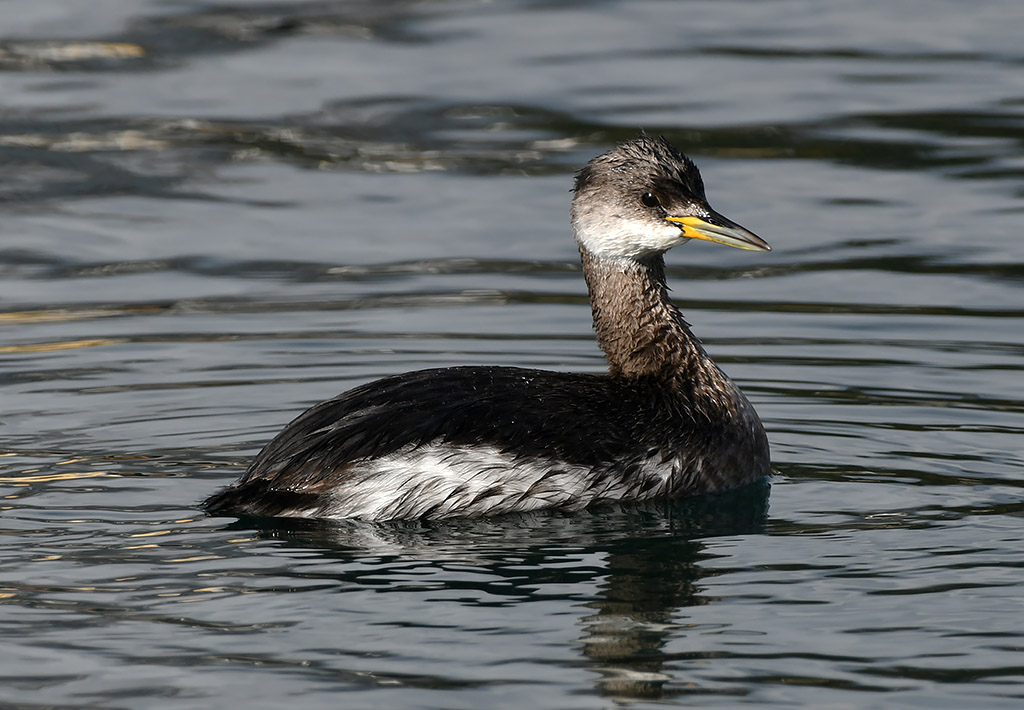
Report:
579,248,711,382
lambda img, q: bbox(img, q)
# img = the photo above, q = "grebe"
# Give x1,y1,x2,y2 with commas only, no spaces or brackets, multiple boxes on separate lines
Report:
205,135,771,521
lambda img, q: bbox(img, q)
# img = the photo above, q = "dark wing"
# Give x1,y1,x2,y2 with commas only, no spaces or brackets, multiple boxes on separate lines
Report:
204,366,672,515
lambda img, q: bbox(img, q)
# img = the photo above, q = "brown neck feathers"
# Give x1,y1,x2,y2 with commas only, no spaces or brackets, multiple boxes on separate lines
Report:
579,249,710,382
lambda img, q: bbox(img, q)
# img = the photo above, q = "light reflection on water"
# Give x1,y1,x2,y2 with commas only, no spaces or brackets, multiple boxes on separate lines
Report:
1,0,1023,707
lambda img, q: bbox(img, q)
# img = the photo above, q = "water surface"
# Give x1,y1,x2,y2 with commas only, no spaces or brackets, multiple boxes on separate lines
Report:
2,1,1023,707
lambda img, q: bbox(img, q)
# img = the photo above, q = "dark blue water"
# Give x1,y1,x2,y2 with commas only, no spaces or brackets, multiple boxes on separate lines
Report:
2,1,1023,707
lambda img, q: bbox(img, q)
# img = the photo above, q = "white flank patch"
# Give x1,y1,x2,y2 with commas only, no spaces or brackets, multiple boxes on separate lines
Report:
310,442,679,521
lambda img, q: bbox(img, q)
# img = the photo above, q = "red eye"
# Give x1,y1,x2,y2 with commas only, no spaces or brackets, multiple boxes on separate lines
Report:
640,192,660,208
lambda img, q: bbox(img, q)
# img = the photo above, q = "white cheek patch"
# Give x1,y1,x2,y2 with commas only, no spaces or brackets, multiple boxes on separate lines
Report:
573,216,685,259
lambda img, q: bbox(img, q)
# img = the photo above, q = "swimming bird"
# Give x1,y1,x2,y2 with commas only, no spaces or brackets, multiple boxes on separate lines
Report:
204,134,771,521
